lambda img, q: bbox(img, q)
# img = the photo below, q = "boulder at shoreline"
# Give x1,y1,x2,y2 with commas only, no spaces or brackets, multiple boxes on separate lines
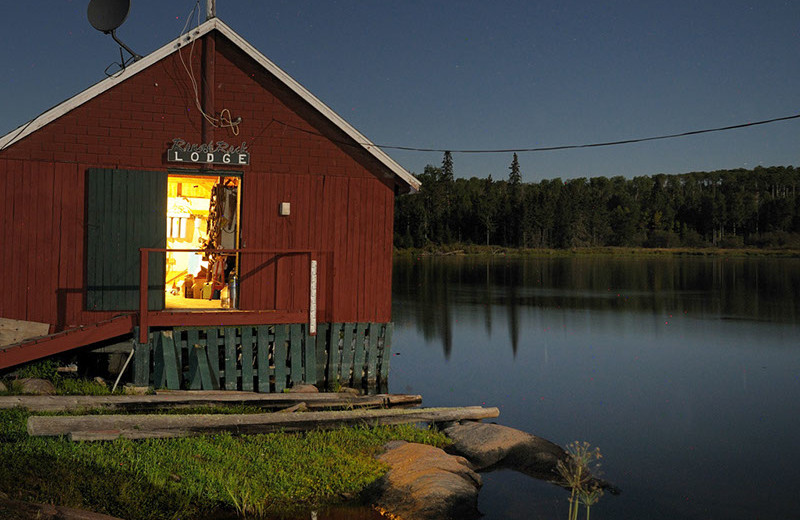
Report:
443,421,567,478
363,440,482,520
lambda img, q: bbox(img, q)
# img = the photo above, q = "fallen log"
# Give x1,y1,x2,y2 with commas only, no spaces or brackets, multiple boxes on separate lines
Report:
27,406,500,441
0,392,422,412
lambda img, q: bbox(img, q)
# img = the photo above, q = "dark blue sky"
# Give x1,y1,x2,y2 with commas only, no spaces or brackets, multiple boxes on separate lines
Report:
2,0,798,182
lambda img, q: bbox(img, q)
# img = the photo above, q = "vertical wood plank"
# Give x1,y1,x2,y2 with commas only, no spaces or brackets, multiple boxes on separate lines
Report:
378,322,393,382
315,322,329,386
289,323,303,385
241,326,254,392
366,323,379,384
133,328,151,386
207,328,221,386
21,162,35,319
224,327,237,390
152,332,165,389
352,323,368,387
186,328,201,390
28,163,47,315
303,324,316,385
197,343,216,390
331,178,347,322
273,325,288,392
161,331,180,390
256,325,270,393
59,164,82,327
174,328,183,384
326,323,342,387
340,322,355,387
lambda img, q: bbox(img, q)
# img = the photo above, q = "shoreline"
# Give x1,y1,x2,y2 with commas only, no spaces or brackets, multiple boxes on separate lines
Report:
394,245,800,258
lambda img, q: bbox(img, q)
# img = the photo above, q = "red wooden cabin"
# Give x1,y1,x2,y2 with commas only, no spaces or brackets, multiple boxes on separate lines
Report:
0,17,419,391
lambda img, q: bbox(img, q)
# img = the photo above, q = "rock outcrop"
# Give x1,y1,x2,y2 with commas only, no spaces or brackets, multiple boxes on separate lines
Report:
363,440,482,520
443,421,620,494
443,421,567,479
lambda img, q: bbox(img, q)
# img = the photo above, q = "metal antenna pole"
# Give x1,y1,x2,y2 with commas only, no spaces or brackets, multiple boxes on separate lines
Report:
206,0,216,20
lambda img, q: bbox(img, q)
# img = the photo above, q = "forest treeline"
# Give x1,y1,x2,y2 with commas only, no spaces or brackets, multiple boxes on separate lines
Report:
394,152,800,249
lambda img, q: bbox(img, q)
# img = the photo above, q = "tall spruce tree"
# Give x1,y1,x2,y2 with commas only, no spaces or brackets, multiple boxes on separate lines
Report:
508,153,521,185
442,151,454,182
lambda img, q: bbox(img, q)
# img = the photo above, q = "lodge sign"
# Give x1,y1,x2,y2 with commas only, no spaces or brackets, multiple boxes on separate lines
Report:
168,138,250,165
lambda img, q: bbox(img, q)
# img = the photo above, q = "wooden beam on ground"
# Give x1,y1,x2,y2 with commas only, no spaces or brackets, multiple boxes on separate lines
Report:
27,406,500,440
0,392,423,412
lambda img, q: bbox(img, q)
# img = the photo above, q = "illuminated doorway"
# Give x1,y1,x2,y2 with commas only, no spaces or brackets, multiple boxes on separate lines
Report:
165,174,240,309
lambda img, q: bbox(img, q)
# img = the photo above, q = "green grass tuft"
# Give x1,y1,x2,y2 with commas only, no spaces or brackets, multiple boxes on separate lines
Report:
0,408,449,519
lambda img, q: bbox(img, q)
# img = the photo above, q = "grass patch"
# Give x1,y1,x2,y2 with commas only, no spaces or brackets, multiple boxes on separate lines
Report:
0,408,449,519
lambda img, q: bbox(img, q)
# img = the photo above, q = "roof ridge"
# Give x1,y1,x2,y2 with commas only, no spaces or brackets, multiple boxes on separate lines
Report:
0,18,419,191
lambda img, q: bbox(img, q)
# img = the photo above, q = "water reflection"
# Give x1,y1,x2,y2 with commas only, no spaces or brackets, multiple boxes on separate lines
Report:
393,255,800,357
390,254,800,520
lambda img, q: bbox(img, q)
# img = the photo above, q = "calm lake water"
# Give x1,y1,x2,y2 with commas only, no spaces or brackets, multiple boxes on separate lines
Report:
390,254,800,520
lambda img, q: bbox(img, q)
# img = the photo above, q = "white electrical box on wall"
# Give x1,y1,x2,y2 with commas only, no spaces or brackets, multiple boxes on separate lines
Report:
280,202,291,216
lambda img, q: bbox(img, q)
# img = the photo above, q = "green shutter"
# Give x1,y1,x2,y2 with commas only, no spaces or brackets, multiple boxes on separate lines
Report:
87,169,166,311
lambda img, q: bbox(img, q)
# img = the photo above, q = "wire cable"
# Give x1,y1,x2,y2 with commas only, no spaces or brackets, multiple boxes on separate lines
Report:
265,112,800,155
370,113,800,154
177,1,241,135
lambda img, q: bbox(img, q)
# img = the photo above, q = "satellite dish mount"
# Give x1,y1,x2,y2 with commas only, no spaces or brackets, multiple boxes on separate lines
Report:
87,0,142,63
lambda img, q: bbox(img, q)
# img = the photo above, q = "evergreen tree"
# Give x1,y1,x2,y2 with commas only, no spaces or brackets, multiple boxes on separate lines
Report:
442,151,454,182
393,164,800,250
508,153,521,185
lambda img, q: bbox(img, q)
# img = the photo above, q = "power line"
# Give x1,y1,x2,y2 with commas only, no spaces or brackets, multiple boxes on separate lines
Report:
369,112,800,154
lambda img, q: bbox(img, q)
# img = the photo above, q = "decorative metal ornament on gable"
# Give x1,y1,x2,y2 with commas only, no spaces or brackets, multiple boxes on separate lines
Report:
168,138,250,165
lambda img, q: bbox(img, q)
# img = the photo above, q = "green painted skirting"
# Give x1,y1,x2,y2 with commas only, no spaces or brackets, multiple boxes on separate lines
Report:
133,323,393,393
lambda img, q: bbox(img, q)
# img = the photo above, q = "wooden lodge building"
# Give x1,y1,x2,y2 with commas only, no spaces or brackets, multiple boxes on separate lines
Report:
0,16,419,392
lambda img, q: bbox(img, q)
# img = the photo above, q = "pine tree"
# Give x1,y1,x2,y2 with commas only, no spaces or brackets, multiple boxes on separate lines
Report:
442,151,454,182
508,153,521,185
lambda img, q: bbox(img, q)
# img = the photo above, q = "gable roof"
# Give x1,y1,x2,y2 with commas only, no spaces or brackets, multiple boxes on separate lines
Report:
0,17,420,192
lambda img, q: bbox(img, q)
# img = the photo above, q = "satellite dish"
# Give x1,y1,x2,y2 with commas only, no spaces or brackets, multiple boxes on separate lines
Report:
87,0,141,64
87,0,131,33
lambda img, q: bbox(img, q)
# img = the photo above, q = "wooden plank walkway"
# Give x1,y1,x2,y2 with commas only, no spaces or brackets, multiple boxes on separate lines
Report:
27,406,501,441
0,391,422,412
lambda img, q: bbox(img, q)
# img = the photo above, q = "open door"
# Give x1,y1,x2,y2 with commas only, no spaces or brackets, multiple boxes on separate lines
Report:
164,174,240,309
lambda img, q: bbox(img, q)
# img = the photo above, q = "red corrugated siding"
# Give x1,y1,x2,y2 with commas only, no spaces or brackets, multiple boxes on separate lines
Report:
0,31,396,332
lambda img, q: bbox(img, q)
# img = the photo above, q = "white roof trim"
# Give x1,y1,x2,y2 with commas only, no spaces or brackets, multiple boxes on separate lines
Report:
0,18,420,192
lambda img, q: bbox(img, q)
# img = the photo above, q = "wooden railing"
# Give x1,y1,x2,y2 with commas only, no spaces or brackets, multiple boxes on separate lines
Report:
139,248,318,344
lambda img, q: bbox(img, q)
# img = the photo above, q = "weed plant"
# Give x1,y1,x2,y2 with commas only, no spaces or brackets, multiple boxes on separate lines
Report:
556,441,604,520
0,408,450,519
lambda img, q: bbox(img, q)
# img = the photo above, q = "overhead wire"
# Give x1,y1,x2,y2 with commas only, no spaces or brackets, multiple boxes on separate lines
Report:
177,0,240,135
265,112,800,156
369,113,800,154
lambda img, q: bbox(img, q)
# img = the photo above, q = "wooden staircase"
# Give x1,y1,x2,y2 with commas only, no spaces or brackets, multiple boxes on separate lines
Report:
0,314,135,371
